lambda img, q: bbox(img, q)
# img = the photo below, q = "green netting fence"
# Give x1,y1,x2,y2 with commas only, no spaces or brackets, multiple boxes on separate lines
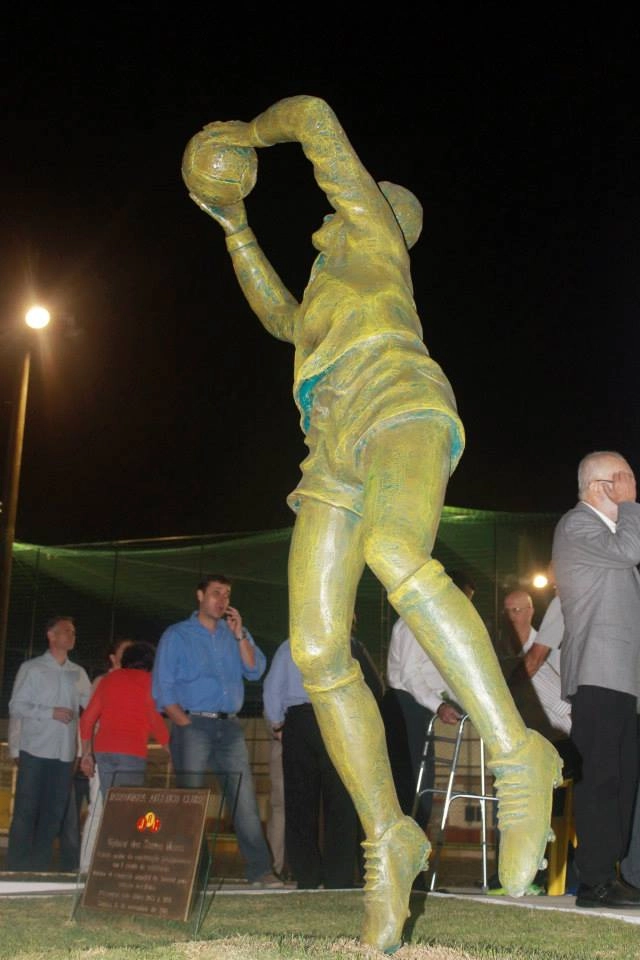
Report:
2,506,560,713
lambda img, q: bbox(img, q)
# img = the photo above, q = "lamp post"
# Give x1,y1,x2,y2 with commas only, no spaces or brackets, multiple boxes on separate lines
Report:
0,305,50,695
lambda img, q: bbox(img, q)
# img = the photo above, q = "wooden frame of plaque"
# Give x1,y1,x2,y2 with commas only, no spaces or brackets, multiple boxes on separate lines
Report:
82,786,210,922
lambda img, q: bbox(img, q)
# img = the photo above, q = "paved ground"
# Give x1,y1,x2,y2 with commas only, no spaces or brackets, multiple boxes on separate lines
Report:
3,836,639,925
1,874,640,927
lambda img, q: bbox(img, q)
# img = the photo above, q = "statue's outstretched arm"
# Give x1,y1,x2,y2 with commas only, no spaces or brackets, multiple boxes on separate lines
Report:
204,97,395,240
191,194,298,343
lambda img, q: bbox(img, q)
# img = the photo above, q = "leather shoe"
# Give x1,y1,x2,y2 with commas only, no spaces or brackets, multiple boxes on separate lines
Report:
575,878,640,908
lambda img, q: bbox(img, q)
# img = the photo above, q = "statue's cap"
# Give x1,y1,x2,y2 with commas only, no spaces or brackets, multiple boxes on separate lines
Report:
378,181,423,249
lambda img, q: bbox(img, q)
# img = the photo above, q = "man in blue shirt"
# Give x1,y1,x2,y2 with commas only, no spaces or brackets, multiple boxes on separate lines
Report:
263,638,360,889
153,573,281,886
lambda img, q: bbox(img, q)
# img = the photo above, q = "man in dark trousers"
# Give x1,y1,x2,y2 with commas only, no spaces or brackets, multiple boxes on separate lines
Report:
263,637,358,889
263,630,383,889
553,450,640,908
8,616,91,871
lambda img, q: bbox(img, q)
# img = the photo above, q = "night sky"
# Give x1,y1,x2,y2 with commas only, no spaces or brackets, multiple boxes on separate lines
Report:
2,10,639,546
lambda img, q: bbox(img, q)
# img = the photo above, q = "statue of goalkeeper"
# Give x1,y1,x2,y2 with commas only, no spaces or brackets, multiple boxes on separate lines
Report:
186,95,561,954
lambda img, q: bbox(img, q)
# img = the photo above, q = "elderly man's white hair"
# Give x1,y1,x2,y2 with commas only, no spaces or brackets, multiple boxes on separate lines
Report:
577,450,627,499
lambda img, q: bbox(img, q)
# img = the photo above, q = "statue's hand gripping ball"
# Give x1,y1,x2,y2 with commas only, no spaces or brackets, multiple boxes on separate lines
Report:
181,132,258,207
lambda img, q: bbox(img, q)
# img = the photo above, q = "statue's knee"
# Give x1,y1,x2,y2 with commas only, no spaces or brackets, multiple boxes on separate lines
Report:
291,636,354,690
387,557,457,609
363,529,432,590
291,639,330,685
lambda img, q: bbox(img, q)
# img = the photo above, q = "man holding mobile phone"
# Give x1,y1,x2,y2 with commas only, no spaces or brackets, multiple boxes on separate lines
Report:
152,573,282,887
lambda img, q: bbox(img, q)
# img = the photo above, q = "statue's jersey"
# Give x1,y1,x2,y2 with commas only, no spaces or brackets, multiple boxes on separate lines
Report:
251,96,466,513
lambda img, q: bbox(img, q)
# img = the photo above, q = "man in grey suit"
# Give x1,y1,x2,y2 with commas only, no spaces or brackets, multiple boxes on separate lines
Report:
553,450,640,908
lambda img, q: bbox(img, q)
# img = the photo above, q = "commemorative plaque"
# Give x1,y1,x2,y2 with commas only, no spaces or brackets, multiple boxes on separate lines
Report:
83,787,210,921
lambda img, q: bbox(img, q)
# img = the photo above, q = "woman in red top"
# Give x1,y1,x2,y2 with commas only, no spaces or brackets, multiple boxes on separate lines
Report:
80,642,169,798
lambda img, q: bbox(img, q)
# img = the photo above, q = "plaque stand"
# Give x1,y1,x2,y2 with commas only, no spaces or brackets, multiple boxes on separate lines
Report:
70,768,240,938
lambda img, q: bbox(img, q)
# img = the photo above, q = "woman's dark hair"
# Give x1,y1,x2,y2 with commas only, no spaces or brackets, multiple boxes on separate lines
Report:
121,641,156,672
106,638,133,663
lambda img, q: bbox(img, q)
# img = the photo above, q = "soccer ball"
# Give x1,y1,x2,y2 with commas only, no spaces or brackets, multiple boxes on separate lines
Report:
181,133,258,206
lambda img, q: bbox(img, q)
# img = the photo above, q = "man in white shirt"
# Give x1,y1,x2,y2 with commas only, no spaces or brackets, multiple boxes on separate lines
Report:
7,615,91,871
502,590,571,741
384,605,464,830
519,563,564,679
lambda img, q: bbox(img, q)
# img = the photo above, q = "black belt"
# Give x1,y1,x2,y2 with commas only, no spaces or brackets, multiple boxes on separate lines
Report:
187,711,236,719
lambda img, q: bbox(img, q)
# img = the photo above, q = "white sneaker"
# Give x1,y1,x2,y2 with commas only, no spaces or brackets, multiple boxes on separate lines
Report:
250,871,286,888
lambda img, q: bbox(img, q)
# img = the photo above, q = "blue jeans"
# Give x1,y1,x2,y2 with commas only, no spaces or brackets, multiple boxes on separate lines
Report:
95,752,147,801
58,778,80,871
7,751,74,871
171,717,272,882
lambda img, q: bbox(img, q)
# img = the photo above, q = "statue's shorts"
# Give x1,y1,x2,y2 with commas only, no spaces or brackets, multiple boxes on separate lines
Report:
287,339,465,518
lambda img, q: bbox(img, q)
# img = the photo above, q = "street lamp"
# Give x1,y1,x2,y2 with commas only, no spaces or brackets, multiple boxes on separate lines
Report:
0,305,50,694
532,573,549,590
25,305,51,330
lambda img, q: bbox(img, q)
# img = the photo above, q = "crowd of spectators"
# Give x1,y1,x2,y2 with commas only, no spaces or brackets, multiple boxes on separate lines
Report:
4,462,640,912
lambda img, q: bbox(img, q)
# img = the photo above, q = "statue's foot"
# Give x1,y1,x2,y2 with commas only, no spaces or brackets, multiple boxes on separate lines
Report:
361,815,430,954
488,729,563,897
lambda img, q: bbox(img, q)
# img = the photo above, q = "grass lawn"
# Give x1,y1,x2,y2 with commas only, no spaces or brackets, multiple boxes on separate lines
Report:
0,890,638,960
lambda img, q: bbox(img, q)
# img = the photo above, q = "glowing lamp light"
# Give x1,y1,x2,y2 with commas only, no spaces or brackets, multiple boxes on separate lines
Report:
532,573,549,589
25,305,50,330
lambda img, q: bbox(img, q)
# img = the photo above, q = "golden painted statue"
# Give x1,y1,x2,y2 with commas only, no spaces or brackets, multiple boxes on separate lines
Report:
184,96,562,954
